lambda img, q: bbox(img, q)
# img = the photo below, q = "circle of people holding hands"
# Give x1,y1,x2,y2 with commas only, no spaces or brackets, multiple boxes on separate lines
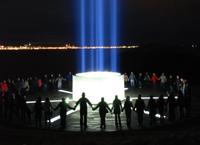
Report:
35,90,191,130
0,72,191,130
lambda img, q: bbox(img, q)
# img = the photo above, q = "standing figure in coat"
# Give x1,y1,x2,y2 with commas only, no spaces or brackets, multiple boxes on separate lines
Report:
157,95,165,124
54,98,74,128
147,96,157,125
123,96,134,129
134,94,145,127
34,96,43,128
74,92,93,129
93,97,111,129
112,95,123,128
44,97,54,127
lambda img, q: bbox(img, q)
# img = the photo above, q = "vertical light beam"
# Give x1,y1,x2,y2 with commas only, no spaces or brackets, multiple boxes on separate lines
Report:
95,0,105,71
77,0,119,72
110,0,118,72
81,0,86,72
90,0,95,71
99,0,104,71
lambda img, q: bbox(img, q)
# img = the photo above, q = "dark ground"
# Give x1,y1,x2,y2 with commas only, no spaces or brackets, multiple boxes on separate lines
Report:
0,85,199,145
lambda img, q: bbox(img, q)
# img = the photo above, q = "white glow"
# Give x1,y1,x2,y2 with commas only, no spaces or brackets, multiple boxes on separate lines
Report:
124,88,129,91
73,72,125,104
26,100,62,104
26,101,36,104
58,90,73,94
50,110,77,123
65,98,70,103
144,110,167,119
76,72,121,78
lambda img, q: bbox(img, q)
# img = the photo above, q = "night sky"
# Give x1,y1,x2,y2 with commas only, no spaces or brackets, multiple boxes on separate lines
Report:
0,0,199,45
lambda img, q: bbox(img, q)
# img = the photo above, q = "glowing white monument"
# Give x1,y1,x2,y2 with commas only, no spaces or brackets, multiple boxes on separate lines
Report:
73,72,125,104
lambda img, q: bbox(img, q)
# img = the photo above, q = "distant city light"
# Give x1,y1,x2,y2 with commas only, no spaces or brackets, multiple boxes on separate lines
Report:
0,45,139,51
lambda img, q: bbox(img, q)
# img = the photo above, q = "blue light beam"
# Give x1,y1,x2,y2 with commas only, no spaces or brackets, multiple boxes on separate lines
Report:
77,0,119,72
80,0,86,72
110,0,118,72
89,0,95,71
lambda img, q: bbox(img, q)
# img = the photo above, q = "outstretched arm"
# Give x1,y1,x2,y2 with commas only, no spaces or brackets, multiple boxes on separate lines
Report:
120,101,123,112
93,103,99,110
133,101,137,111
143,101,146,110
74,99,80,109
67,104,75,110
131,102,134,110
50,103,54,110
87,99,93,108
111,105,113,112
122,106,124,112
54,103,60,111
106,104,112,112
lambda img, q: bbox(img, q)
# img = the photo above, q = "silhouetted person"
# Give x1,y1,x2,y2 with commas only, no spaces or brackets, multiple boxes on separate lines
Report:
144,72,151,88
49,74,55,91
157,95,165,124
167,94,176,122
0,92,3,118
25,98,32,123
124,73,129,87
37,78,42,92
147,96,157,125
33,77,38,93
138,73,143,88
44,97,53,127
3,92,9,119
42,74,48,92
134,94,145,127
93,97,111,129
112,95,122,128
34,96,43,128
184,80,191,117
151,73,159,89
129,72,136,87
123,96,134,129
55,98,74,129
159,73,167,92
168,75,174,94
66,72,72,90
177,90,185,120
75,92,92,129
8,93,15,121
175,75,182,93
20,95,30,123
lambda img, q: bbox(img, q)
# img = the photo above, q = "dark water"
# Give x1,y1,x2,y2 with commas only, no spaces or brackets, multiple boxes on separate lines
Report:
0,48,199,84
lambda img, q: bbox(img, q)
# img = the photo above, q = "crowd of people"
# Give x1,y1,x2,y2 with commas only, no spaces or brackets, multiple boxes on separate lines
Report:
124,72,190,95
0,72,191,130
0,73,73,123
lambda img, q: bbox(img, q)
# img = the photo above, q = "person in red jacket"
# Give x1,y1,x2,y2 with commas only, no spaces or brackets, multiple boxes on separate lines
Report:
1,81,8,96
150,73,159,89
37,78,43,92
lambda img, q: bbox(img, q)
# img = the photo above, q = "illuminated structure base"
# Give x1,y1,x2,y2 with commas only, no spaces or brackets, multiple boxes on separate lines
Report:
73,72,125,104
